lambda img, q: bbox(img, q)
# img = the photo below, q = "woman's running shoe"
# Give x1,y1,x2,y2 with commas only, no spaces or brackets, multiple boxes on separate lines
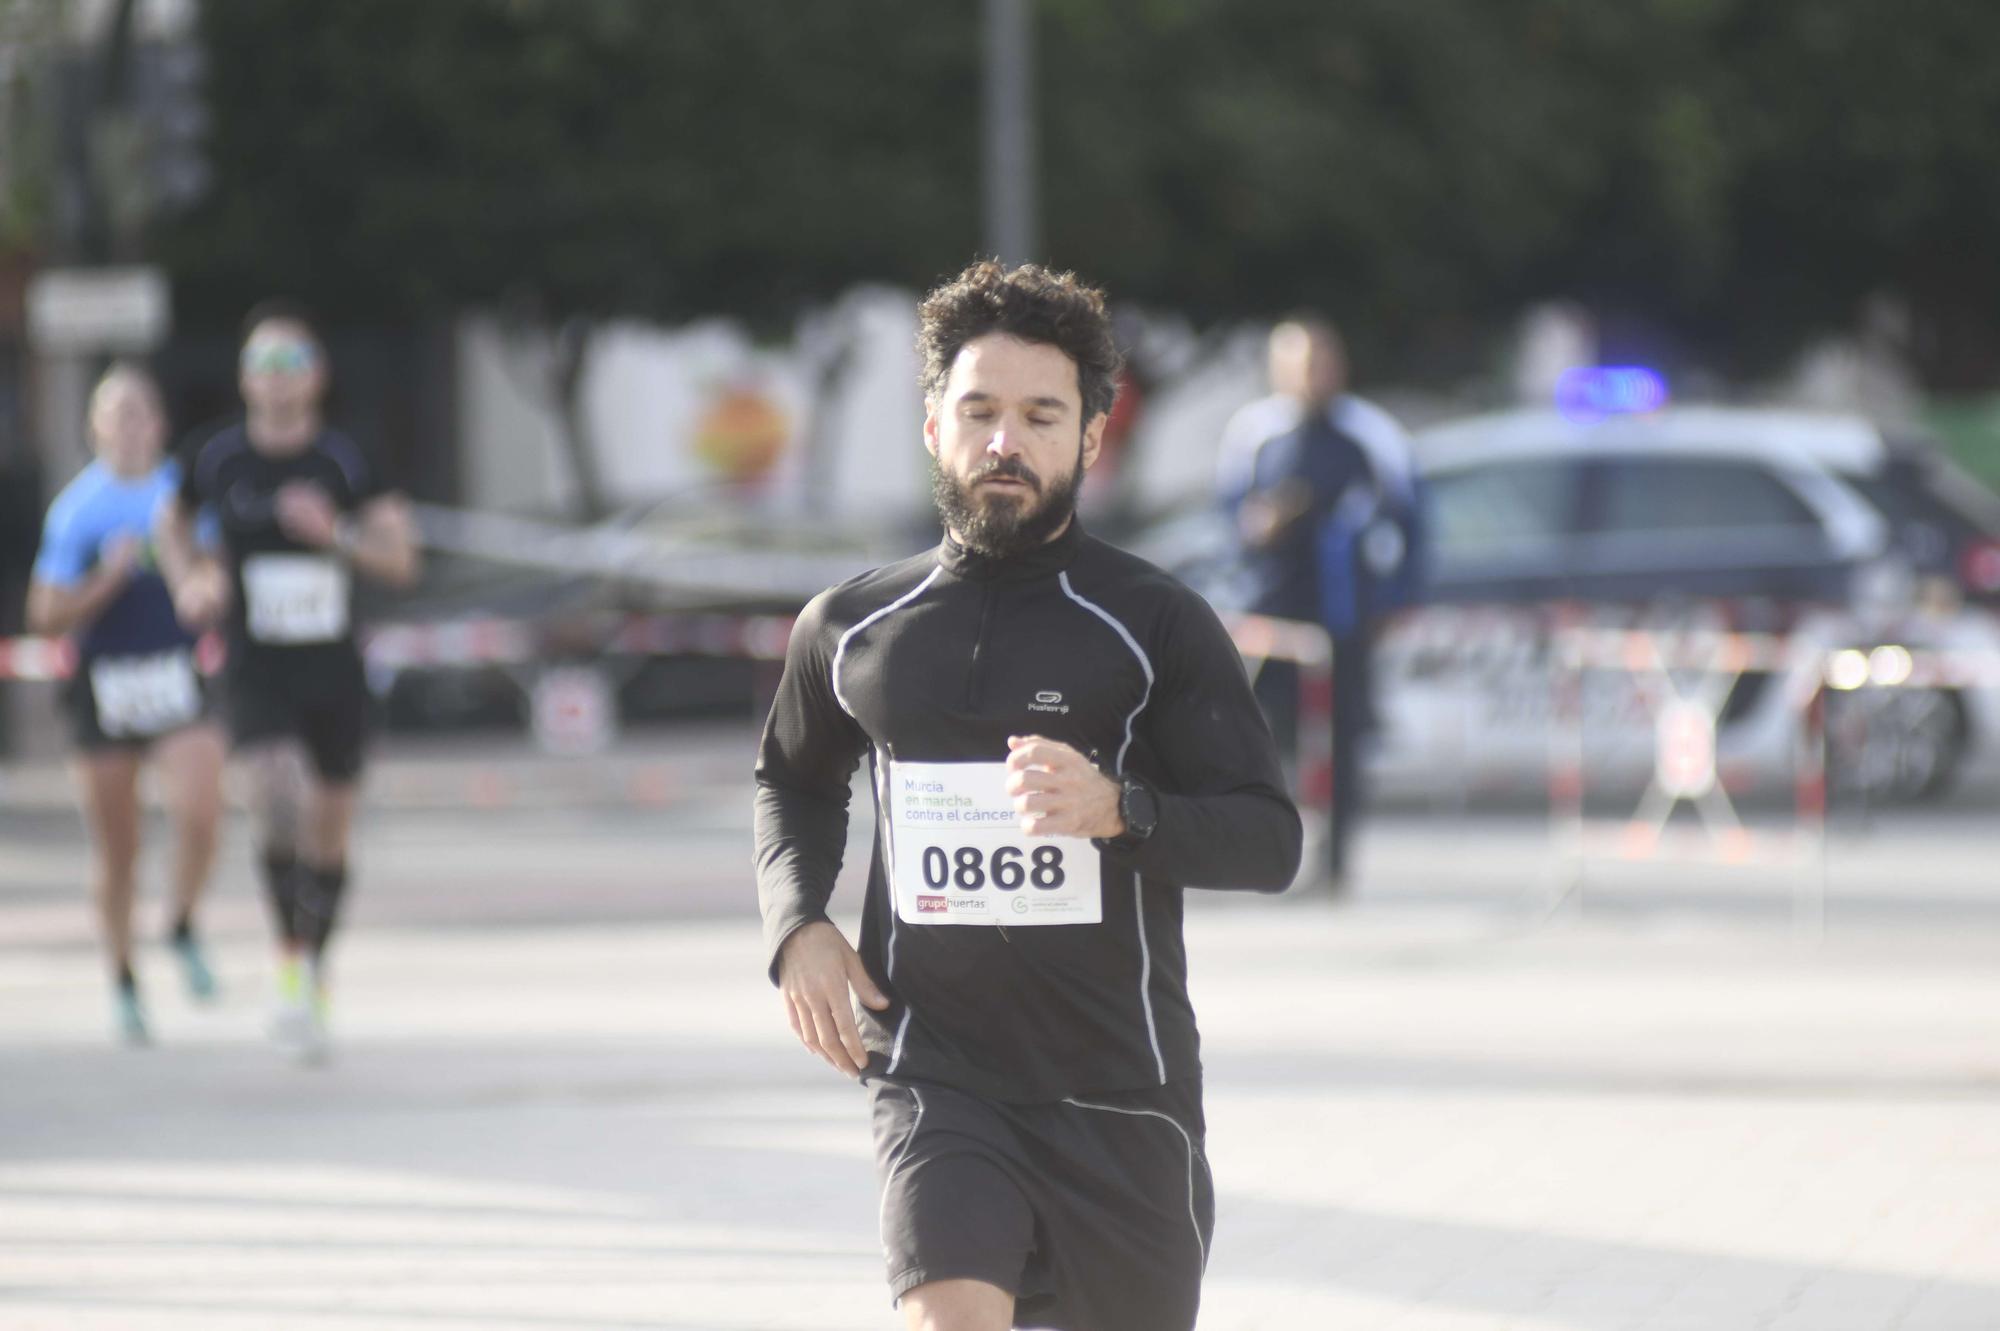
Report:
170,928,218,1001
114,982,150,1046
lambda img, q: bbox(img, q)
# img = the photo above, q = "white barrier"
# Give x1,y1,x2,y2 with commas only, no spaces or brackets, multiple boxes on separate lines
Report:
1548,624,2000,935
3,611,1338,817
1547,621,1829,935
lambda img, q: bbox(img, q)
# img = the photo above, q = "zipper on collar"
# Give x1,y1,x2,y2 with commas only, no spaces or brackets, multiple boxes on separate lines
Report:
964,583,997,710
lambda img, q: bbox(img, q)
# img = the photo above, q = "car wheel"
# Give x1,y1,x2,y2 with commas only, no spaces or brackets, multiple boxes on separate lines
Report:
1826,687,1967,805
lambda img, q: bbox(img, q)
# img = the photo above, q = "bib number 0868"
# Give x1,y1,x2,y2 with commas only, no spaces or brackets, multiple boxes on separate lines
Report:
920,844,1066,891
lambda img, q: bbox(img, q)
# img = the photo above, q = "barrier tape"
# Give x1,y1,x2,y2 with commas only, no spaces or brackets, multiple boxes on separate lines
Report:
0,610,798,683
7,609,1334,818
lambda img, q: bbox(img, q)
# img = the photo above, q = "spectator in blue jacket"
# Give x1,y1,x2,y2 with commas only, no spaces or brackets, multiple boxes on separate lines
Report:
1217,316,1422,889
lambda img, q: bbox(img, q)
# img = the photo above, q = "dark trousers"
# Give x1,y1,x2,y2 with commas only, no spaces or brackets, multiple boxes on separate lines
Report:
1253,634,1372,878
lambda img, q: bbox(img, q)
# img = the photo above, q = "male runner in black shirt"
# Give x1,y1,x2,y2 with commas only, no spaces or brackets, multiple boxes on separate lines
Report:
157,302,420,1061
756,261,1301,1331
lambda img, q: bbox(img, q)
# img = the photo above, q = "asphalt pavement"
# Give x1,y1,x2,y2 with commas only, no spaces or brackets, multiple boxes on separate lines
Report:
2,726,1997,1330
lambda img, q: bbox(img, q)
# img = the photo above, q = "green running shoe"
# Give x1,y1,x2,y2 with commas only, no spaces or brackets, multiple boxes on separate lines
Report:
114,984,150,1046
171,930,218,1001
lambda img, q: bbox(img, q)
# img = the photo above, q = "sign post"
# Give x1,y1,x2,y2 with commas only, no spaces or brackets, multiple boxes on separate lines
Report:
26,265,172,482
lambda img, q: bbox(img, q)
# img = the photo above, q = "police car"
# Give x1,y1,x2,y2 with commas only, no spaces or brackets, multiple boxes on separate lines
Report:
1372,375,2000,804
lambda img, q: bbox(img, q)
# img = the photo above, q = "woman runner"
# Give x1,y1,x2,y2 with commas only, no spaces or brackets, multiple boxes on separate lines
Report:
29,363,227,1044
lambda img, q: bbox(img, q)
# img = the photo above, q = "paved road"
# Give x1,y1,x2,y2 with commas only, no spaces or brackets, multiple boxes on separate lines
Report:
2,732,1998,1330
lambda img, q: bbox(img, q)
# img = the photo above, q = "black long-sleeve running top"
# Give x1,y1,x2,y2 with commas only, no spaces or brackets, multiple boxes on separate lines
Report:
755,520,1302,1103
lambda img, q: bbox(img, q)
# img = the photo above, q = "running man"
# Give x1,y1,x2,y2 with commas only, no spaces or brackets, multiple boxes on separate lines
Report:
756,262,1302,1331
156,302,420,1061
29,364,226,1045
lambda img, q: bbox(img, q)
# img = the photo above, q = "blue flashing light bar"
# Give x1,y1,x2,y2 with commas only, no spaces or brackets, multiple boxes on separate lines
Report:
1555,366,1669,422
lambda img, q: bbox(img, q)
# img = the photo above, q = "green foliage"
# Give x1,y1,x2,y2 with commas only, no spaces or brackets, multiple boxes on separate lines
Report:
159,0,2000,387
0,0,61,253
163,0,979,326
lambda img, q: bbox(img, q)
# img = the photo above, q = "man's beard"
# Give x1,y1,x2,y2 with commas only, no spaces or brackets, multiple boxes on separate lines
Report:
932,444,1084,559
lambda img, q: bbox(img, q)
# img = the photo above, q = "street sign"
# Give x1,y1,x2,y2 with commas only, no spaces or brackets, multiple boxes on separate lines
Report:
26,266,171,353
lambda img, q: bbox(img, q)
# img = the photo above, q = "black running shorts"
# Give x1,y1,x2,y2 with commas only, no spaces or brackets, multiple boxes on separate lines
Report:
867,1073,1213,1331
225,656,371,783
66,650,214,753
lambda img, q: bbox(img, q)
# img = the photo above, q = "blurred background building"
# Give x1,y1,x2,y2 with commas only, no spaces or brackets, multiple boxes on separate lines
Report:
5,0,2000,794
6,12,2000,1325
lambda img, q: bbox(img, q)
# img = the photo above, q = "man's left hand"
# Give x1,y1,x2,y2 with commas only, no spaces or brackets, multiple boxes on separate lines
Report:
1005,735,1124,839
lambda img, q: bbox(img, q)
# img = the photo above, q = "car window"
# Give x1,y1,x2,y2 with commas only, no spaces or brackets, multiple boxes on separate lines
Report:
1847,456,2000,538
1427,459,1578,566
1846,472,1961,531
1589,458,1819,535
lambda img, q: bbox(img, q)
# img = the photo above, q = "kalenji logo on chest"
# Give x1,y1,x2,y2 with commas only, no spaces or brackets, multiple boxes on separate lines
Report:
1028,690,1069,715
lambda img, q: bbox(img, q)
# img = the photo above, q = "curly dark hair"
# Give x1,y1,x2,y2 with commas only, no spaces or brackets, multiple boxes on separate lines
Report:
917,260,1122,423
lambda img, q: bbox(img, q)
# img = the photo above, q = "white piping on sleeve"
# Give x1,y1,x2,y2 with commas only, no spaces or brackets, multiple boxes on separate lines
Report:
832,565,941,720
831,569,938,1077
1056,571,1154,771
1062,1096,1210,1271
1057,570,1165,1083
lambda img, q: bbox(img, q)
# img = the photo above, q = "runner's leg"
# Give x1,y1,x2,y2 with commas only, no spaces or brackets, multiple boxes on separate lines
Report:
74,749,147,1042
287,679,369,1052
243,740,310,949
242,739,325,1055
295,776,358,966
155,723,226,998
899,1279,1014,1331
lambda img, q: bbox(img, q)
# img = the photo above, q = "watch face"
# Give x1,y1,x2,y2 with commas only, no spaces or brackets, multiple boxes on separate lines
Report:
1122,780,1158,837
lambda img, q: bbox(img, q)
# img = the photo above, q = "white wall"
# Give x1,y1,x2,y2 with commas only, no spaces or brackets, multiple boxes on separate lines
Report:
455,290,927,526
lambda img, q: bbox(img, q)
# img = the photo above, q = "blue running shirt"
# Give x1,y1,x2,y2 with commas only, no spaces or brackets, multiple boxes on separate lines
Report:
33,460,200,663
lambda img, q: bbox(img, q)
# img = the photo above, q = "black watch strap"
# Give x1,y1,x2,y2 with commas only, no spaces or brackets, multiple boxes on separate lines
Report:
1095,774,1158,851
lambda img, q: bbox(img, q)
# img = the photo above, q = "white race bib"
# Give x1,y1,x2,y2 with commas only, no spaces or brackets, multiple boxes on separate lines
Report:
243,554,349,644
91,649,200,738
888,760,1102,927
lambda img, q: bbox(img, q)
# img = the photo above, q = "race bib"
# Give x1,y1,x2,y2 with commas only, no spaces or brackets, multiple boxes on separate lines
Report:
243,554,349,644
91,649,200,738
888,760,1102,927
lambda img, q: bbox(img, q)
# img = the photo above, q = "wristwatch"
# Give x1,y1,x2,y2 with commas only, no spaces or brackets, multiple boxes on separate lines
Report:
1096,774,1159,851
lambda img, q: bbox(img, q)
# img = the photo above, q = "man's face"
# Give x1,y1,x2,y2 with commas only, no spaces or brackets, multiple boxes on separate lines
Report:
239,319,327,417
925,333,1105,557
1269,323,1346,408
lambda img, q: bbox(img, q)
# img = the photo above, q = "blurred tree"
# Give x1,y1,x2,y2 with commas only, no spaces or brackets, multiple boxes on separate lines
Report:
0,0,62,258
163,0,979,327
1707,0,2000,392
160,0,2000,391
1040,0,2000,390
